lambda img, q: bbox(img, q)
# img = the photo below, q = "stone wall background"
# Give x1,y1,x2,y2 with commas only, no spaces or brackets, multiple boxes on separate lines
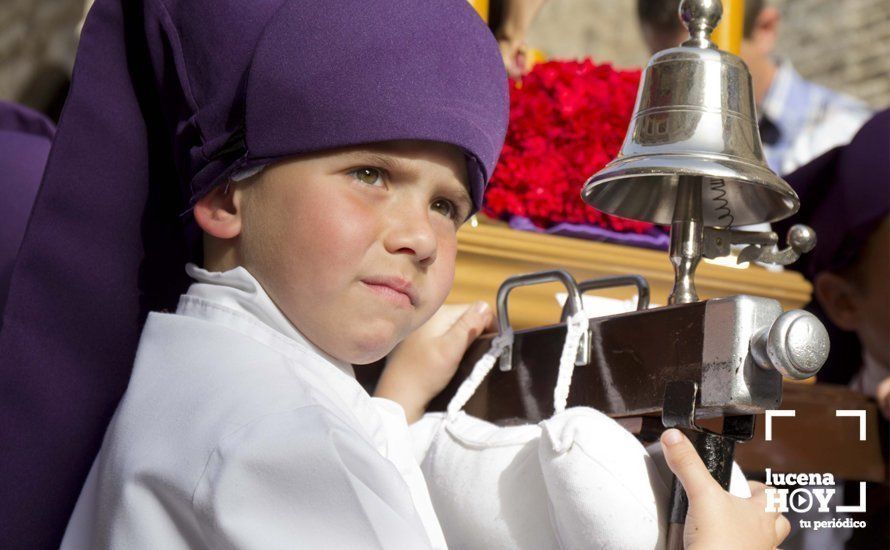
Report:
528,0,890,109
771,0,890,108
1,0,888,113
0,0,82,109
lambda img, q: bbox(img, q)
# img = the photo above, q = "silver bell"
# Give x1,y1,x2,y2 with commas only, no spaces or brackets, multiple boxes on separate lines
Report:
582,0,798,227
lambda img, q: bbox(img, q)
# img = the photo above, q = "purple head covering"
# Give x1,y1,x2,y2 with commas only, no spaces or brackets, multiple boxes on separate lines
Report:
776,109,890,281
774,109,889,386
0,101,55,318
0,0,508,545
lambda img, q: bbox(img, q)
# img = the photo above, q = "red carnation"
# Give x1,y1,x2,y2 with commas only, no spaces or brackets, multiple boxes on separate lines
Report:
484,59,654,235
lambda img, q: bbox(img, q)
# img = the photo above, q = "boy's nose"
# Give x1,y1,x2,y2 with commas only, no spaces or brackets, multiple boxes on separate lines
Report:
383,205,437,267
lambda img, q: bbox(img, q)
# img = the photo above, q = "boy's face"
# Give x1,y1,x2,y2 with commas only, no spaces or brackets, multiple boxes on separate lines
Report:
814,216,890,367
233,140,472,365
846,217,890,365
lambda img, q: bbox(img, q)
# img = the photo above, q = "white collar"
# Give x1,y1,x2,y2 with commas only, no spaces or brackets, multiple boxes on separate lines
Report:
181,263,355,378
759,58,796,124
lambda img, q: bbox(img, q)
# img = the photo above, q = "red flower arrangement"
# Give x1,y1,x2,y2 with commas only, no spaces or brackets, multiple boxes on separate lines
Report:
483,59,654,234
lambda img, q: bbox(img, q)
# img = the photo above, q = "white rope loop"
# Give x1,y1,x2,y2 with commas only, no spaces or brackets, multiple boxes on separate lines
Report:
552,310,589,415
446,329,514,419
445,309,588,420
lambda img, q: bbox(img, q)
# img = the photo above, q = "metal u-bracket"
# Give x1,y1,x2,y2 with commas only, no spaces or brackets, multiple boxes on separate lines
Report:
496,269,590,372
558,274,651,322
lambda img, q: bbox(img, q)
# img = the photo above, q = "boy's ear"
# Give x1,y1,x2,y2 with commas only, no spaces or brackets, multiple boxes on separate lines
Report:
193,184,244,240
813,272,860,332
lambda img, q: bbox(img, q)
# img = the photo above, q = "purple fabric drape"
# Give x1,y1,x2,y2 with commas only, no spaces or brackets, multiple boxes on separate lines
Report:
0,1,508,546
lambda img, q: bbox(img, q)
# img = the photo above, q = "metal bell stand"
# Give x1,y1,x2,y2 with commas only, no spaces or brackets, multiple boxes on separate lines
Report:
432,1,831,547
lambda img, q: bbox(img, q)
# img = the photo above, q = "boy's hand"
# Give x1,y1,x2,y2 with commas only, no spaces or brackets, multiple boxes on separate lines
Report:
495,0,549,78
661,429,791,550
498,39,528,79
375,302,495,423
876,376,890,419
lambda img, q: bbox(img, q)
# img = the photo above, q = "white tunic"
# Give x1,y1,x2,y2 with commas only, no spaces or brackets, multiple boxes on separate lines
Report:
61,265,446,549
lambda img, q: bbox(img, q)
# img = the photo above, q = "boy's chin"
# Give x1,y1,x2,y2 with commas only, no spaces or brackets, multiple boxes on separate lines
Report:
342,346,395,366
339,329,403,365
327,311,425,364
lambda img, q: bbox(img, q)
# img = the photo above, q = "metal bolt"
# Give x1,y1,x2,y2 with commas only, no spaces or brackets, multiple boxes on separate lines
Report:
750,310,829,380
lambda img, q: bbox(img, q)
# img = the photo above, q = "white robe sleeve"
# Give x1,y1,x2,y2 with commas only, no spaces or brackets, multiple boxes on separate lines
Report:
192,405,434,550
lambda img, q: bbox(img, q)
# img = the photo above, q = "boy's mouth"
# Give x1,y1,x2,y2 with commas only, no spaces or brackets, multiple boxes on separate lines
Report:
360,276,418,308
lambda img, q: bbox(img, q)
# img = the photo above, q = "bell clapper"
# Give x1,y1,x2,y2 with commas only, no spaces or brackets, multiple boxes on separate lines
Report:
697,223,817,266
736,224,818,265
702,227,777,260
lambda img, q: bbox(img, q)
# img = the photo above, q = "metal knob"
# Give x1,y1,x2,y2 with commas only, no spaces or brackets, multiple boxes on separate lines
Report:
496,269,590,372
750,310,830,380
680,0,723,48
787,224,817,254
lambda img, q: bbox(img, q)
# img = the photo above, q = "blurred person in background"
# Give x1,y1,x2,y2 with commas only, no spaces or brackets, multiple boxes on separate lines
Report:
636,0,874,176
487,0,551,78
777,110,890,417
775,108,890,550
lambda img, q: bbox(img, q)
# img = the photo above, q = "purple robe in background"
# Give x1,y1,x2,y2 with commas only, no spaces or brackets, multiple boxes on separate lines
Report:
0,0,508,546
0,101,54,316
775,109,889,385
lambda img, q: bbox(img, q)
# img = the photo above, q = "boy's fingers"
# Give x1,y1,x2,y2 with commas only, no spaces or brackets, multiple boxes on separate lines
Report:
748,480,769,503
775,514,791,542
879,395,890,419
485,310,498,332
747,481,782,515
748,480,767,493
443,301,493,348
876,378,890,418
660,429,720,500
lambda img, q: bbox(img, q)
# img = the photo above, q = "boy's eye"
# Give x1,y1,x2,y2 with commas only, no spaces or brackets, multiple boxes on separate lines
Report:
351,167,384,186
431,198,459,221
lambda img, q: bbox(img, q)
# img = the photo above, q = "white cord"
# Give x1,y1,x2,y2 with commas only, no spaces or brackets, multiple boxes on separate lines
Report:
552,311,589,415
446,329,514,419
445,309,588,419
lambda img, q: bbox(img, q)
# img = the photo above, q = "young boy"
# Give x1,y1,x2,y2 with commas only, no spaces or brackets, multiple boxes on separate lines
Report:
776,110,889,412
3,0,787,548
773,110,889,549
62,140,489,548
